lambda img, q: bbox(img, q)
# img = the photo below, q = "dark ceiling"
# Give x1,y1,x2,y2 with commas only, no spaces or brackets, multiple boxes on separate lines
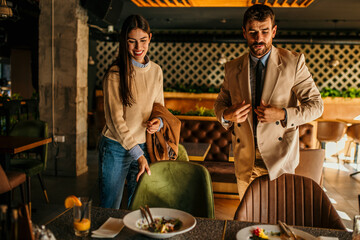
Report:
85,0,360,32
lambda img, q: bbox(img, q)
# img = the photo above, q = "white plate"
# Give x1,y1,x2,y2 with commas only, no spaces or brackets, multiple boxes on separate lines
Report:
123,208,196,239
236,224,317,240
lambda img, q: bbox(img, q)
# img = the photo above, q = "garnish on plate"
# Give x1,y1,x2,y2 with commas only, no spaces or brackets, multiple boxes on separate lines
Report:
250,227,281,240
137,217,182,233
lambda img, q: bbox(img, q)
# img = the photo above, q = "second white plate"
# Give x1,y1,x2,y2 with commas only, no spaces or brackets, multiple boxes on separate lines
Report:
236,224,317,240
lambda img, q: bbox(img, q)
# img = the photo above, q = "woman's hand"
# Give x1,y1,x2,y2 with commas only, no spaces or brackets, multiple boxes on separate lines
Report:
136,155,151,182
146,118,161,134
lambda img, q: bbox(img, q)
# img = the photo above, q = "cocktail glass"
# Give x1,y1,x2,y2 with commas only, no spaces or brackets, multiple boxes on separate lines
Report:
73,197,91,237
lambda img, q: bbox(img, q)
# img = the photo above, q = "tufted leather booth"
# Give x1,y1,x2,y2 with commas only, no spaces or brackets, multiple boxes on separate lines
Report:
180,119,315,162
179,119,315,186
234,174,346,230
180,118,232,162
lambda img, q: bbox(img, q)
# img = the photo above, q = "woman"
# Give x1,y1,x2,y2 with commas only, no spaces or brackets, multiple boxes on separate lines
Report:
99,15,164,209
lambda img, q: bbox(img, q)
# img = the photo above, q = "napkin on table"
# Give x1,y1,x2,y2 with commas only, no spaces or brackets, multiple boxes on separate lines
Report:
91,217,124,238
316,237,339,240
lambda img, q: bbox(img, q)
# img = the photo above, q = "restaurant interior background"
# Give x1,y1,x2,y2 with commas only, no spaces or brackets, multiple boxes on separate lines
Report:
0,0,360,231
0,0,359,175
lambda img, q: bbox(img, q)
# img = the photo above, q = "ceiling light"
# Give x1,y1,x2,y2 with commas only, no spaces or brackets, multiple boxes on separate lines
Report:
327,57,340,67
0,0,12,18
107,25,114,33
88,56,95,65
218,54,227,65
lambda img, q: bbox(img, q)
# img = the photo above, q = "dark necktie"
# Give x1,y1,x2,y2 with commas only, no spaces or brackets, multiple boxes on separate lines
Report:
255,60,264,108
254,60,264,140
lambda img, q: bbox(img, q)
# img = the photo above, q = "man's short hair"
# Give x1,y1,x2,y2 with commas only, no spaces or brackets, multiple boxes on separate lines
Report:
243,4,275,29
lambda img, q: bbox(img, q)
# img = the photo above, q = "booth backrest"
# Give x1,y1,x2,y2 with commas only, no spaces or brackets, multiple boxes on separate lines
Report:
180,119,314,162
180,119,232,162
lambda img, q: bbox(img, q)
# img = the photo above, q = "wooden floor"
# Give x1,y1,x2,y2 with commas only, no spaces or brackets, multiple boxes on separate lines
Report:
22,150,359,232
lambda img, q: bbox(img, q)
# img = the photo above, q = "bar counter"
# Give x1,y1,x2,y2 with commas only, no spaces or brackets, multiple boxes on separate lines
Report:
46,207,352,239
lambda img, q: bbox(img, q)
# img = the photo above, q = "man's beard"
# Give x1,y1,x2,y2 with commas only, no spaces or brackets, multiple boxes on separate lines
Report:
250,42,270,57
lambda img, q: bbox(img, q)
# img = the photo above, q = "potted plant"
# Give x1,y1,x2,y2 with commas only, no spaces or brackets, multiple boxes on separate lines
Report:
319,87,360,119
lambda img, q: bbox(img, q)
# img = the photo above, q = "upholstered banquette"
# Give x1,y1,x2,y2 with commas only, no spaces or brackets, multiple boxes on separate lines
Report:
179,116,316,197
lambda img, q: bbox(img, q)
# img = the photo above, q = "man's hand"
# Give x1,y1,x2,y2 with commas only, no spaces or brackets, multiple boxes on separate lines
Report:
254,100,285,123
136,155,151,182
223,100,251,123
146,118,161,134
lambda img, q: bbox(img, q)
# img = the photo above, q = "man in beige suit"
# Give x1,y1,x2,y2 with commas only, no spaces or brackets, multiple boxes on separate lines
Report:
214,4,323,200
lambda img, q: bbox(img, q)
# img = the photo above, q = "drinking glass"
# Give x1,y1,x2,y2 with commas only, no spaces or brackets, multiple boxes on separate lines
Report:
73,197,91,237
353,215,360,240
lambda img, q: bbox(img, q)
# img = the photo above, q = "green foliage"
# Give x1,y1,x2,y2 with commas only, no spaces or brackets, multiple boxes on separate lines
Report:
168,108,182,115
0,92,23,101
341,88,360,98
320,88,341,98
0,92,10,101
164,83,220,94
320,87,360,98
10,93,22,100
169,106,215,117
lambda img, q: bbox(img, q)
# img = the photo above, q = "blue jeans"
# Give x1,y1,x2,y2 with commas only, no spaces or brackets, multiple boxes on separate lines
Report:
98,135,150,209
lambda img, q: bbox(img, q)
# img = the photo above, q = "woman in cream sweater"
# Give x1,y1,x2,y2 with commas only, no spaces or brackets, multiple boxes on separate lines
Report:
99,15,164,209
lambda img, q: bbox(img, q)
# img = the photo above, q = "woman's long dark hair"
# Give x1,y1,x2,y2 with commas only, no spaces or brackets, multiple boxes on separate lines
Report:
106,15,151,107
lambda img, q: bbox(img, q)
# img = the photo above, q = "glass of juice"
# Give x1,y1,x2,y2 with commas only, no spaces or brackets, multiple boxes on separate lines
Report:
73,197,91,237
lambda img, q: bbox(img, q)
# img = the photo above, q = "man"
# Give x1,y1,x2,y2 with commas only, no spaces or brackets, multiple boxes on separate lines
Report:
214,4,323,200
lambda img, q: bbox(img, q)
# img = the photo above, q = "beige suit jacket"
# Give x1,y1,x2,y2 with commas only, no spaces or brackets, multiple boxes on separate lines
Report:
214,46,323,183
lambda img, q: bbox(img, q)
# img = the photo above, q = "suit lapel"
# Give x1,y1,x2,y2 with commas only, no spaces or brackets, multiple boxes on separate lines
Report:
237,55,251,103
262,47,282,104
236,54,253,129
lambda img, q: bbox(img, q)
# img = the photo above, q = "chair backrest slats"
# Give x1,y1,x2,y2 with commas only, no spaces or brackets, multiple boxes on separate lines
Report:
234,174,346,230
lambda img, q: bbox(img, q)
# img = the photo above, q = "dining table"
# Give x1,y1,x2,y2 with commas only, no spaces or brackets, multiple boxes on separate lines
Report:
180,142,211,161
45,207,352,239
0,135,52,170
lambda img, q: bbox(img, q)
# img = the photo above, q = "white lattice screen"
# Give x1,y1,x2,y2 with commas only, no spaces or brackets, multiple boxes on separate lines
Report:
96,41,360,91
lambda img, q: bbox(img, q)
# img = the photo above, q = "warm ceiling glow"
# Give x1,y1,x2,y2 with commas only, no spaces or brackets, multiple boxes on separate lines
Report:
130,0,315,8
0,0,13,18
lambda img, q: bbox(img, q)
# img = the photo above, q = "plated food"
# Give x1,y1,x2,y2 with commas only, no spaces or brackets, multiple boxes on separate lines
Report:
237,225,316,240
251,227,280,239
136,216,182,233
123,208,196,239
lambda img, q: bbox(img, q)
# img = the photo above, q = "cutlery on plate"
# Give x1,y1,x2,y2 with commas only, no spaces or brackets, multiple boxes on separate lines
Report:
278,221,291,238
145,205,154,225
140,206,155,231
139,206,151,226
278,220,298,240
278,221,298,239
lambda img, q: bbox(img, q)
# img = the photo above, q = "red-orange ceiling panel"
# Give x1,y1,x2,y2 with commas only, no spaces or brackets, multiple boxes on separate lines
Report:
130,0,315,7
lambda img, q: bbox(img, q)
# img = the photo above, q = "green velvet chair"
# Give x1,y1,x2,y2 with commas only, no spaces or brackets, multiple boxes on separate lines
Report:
175,144,189,162
130,161,215,218
9,120,49,210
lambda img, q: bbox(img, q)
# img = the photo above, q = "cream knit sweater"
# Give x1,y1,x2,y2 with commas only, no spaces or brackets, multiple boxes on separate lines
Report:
101,61,164,150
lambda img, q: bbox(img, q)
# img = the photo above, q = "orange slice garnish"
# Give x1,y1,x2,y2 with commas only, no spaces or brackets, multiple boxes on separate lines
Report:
64,195,82,208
